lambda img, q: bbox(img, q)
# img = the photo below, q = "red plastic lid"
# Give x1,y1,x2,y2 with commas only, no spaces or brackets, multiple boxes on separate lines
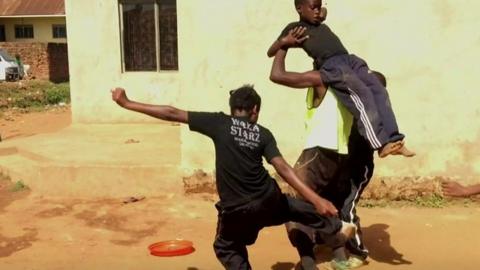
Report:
148,240,195,257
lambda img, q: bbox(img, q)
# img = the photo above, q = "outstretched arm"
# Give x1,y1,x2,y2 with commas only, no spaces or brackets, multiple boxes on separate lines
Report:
270,156,338,217
442,181,480,197
111,88,188,124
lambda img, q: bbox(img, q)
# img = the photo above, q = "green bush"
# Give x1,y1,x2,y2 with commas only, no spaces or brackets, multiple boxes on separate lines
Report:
10,180,29,192
45,83,70,105
0,81,70,110
414,194,445,208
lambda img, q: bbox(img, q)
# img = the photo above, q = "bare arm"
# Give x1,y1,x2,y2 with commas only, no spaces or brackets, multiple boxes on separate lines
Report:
111,88,188,124
270,48,324,89
442,181,480,197
270,156,338,217
267,39,290,58
267,26,309,58
267,38,281,58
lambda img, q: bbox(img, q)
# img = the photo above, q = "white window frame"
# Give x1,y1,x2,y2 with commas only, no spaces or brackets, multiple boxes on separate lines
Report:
52,24,67,39
14,24,34,39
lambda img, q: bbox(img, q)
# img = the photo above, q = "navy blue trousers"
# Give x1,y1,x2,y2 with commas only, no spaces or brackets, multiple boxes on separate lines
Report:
320,54,404,149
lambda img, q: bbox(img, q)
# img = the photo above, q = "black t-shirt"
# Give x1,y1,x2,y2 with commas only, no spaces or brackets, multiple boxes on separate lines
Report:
188,112,282,208
279,21,348,67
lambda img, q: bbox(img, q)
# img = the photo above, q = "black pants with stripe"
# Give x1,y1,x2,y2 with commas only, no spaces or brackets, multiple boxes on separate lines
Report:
213,182,342,270
285,147,351,259
319,54,404,149
341,128,375,259
286,129,374,260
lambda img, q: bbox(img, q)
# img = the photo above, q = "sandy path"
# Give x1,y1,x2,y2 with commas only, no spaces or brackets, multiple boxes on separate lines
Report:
0,191,479,270
0,107,71,141
1,108,480,270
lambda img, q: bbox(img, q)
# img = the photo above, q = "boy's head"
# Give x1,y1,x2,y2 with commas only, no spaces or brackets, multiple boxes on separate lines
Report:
295,0,323,25
229,85,261,123
371,70,387,87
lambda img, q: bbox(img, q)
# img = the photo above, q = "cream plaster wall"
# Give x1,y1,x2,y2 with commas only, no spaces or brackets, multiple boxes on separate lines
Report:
65,0,179,124
0,17,67,43
65,0,480,181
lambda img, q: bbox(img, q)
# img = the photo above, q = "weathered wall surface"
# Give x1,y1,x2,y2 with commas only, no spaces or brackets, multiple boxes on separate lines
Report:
65,0,480,182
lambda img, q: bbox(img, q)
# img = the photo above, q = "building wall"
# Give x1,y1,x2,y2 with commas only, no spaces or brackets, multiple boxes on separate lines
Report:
65,0,179,125
65,0,480,182
0,17,67,43
0,42,69,82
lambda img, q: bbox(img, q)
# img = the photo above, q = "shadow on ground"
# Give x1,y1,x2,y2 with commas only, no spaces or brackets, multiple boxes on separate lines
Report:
362,223,412,265
270,223,412,270
271,262,295,270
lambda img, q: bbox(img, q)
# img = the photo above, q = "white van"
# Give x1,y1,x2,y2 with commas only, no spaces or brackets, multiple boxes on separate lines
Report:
0,49,19,81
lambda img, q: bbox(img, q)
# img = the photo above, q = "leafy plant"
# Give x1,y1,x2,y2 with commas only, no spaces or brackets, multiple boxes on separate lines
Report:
0,81,70,111
10,180,29,192
414,194,445,208
45,84,70,104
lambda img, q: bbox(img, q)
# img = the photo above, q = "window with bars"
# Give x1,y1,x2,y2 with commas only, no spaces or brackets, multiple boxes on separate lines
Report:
14,25,34,39
52,24,67,38
119,0,178,71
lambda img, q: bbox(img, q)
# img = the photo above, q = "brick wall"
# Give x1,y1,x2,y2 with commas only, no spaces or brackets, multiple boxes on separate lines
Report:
0,42,69,82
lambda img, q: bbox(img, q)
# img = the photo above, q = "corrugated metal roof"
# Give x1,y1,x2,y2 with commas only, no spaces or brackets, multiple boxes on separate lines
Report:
0,0,65,17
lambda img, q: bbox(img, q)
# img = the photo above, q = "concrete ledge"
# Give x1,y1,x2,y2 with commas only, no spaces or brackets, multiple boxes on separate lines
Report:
0,123,183,197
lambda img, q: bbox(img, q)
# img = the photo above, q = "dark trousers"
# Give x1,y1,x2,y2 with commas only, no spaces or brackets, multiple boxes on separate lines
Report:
286,129,374,261
320,54,404,149
341,128,375,259
213,183,342,270
285,147,350,259
287,147,350,207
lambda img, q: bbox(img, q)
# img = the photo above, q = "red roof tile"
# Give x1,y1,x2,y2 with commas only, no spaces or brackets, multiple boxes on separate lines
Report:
0,0,65,16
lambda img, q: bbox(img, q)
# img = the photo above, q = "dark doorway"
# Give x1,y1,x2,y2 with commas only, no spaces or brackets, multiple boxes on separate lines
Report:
0,25,6,41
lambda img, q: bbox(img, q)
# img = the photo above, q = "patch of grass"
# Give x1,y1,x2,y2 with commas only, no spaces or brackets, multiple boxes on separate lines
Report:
9,180,29,192
357,194,457,208
413,194,445,208
45,83,70,105
450,198,477,207
0,80,70,111
358,199,388,208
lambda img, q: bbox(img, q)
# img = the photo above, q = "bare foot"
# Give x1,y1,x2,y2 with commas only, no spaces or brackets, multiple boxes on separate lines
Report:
378,141,403,158
392,144,416,157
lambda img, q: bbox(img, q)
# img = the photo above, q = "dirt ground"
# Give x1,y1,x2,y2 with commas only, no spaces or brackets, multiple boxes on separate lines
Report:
1,108,480,270
0,106,71,141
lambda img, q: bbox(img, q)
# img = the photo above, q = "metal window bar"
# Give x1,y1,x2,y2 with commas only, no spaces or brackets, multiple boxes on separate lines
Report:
154,0,160,72
119,0,158,72
119,3,126,72
119,0,177,72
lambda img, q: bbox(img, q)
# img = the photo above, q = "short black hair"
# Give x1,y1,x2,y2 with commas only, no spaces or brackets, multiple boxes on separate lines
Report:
371,71,387,87
295,0,307,7
229,85,261,112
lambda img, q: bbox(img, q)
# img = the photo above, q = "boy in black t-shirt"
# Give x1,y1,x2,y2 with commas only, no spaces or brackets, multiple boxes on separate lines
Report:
111,85,355,270
267,0,415,159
